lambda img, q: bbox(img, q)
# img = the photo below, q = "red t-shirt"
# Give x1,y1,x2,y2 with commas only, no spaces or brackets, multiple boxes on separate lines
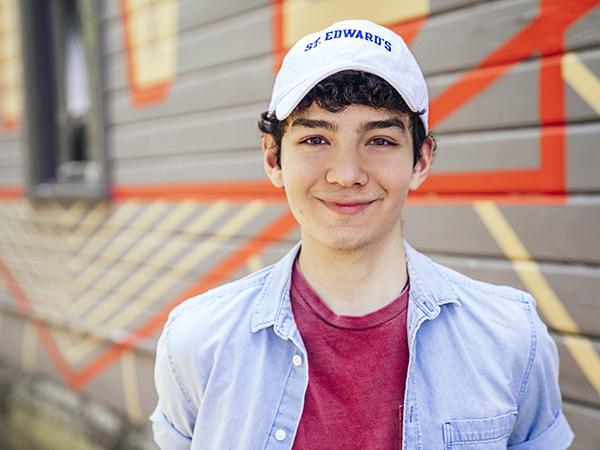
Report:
290,258,410,450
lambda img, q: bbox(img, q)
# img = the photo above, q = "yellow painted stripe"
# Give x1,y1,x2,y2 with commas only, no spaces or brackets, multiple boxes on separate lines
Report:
473,201,600,395
0,204,68,292
283,0,430,47
511,260,579,332
563,335,600,395
61,199,89,227
71,200,198,296
67,200,228,318
102,200,264,326
0,202,76,357
69,200,142,267
121,350,144,423
247,255,263,273
21,322,37,374
181,200,230,235
11,202,66,265
473,202,577,331
154,199,199,233
90,201,261,321
68,201,264,361
70,200,169,288
10,202,67,283
562,52,600,116
71,201,108,232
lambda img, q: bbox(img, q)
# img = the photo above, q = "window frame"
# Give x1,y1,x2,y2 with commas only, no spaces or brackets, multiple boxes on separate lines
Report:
19,0,109,200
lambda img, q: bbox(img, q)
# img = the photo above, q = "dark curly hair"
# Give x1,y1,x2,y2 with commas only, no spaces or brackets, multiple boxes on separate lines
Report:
258,70,433,168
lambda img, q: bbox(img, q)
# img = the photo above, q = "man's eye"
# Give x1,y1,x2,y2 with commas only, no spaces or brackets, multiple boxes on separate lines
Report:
301,136,328,145
369,137,396,146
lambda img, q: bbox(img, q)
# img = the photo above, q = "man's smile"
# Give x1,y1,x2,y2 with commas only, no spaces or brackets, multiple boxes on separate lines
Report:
317,197,379,215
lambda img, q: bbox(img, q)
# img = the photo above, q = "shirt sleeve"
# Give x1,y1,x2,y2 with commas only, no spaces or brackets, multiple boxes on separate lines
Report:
150,315,197,450
507,296,574,449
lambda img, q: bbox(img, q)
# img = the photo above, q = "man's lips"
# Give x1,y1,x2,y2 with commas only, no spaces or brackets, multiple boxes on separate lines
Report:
319,198,378,214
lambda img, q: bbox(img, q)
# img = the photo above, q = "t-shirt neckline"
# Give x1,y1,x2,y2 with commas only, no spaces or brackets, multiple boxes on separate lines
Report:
291,256,409,330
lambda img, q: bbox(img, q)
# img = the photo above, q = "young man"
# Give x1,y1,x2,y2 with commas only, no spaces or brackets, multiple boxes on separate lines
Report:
151,19,573,450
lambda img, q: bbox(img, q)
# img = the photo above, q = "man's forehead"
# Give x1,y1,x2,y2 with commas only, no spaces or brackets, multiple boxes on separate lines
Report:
289,104,410,130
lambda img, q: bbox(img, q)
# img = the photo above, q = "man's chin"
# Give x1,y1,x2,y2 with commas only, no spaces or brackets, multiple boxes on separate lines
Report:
320,234,372,254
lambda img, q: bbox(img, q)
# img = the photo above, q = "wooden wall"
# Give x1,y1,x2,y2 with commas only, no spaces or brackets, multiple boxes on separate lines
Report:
0,1,598,448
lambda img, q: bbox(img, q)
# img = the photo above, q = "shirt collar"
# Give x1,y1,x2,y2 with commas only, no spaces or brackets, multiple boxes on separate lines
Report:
403,240,461,320
251,240,460,337
251,242,301,337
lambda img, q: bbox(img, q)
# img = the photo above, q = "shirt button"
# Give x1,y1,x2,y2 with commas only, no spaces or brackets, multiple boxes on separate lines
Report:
292,355,302,367
275,429,286,441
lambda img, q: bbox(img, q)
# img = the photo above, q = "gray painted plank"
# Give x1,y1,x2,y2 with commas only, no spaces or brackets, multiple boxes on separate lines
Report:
434,128,540,172
562,402,600,450
431,254,600,337
411,0,540,75
105,6,272,93
103,0,270,57
557,335,600,407
0,167,23,185
404,200,600,264
110,103,262,160
566,3,600,51
114,147,265,184
430,48,600,133
108,56,272,125
565,48,600,123
412,0,600,76
0,150,24,168
499,200,600,264
568,123,600,192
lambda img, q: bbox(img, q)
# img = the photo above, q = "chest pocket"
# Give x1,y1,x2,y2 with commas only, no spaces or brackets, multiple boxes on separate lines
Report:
443,410,518,449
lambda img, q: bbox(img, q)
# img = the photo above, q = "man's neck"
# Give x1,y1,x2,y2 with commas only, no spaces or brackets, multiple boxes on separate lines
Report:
297,235,408,316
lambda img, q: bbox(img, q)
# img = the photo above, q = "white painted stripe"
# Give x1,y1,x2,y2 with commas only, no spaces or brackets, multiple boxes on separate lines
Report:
121,350,144,423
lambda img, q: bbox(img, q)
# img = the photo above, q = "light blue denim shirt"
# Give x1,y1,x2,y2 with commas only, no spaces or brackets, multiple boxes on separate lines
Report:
150,241,574,449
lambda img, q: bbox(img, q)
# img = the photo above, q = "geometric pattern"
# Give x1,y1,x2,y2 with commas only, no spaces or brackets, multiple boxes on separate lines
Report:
0,198,298,387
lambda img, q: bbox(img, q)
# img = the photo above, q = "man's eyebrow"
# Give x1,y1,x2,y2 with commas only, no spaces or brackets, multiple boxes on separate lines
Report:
358,119,406,133
290,118,338,132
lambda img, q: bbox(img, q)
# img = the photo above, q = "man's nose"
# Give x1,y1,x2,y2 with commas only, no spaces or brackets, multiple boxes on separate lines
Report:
325,148,368,187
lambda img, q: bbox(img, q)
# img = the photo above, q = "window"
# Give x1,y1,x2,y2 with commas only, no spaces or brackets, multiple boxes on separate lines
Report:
20,0,108,198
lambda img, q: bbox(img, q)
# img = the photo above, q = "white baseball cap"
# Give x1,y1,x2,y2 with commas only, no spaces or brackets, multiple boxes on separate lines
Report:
268,19,429,132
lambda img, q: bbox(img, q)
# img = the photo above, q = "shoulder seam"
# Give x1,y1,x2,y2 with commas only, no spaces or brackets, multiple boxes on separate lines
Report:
165,318,198,414
516,295,537,410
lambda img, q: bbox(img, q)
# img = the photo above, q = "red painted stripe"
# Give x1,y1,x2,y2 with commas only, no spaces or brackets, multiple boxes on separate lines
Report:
69,210,299,388
0,187,23,199
111,181,287,202
0,259,31,314
0,259,75,381
406,193,566,205
119,0,172,107
390,17,425,46
430,0,600,129
271,0,284,75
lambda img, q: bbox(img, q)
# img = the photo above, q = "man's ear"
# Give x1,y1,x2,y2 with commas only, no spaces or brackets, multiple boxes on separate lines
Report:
409,135,435,191
262,134,284,188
